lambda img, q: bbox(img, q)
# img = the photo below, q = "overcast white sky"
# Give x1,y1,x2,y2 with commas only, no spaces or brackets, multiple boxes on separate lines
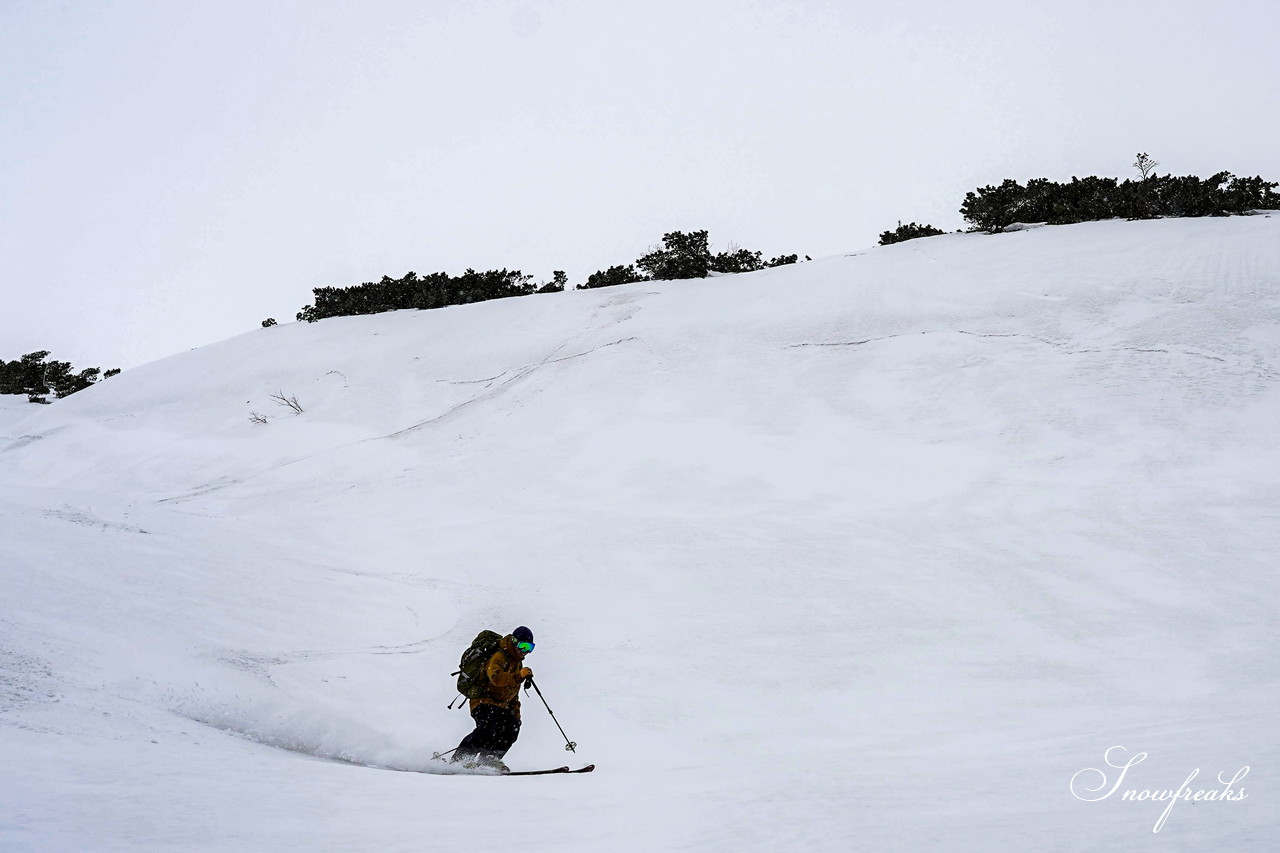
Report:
3,0,1278,370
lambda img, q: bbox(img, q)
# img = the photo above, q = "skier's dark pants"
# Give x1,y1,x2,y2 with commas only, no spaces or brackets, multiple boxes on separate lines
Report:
454,703,521,763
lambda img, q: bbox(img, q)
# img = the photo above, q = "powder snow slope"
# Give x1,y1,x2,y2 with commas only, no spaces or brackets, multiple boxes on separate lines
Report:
1,217,1278,851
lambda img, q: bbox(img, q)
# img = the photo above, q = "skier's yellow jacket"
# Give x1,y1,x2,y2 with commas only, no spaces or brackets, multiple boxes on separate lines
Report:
469,635,529,717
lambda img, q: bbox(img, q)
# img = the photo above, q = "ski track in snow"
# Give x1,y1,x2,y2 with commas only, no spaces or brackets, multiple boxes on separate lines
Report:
385,334,643,438
788,327,1241,363
154,326,651,504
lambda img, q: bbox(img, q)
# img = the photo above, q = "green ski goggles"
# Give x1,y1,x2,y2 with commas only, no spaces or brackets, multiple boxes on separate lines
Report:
516,640,535,654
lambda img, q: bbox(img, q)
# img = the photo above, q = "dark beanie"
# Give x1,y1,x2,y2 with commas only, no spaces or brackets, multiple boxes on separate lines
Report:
513,626,534,643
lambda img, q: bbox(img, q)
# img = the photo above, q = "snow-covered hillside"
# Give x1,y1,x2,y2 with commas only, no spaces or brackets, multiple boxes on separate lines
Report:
2,217,1278,851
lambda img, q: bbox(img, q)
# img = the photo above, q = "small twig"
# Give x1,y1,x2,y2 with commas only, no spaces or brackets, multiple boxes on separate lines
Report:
248,411,268,425
269,391,303,414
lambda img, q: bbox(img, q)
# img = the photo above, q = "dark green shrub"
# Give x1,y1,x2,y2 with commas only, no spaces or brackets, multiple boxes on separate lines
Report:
636,230,712,280
1,351,115,400
537,271,568,293
1,351,51,396
289,228,804,323
577,265,647,290
710,247,764,274
961,167,1279,233
297,269,538,322
879,222,946,245
960,179,1028,233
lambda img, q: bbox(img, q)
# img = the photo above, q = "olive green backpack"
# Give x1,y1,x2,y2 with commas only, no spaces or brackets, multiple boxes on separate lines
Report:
453,630,503,699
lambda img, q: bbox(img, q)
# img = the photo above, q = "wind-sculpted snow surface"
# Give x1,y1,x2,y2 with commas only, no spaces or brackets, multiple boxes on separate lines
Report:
1,217,1278,850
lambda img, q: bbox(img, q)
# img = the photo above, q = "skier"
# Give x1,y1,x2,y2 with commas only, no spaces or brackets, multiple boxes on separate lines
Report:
452,625,535,771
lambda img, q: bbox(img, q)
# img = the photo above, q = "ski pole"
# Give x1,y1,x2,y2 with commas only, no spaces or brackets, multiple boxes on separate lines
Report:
526,677,577,752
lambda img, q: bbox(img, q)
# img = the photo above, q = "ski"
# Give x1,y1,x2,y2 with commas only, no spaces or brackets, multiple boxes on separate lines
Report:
504,764,594,776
